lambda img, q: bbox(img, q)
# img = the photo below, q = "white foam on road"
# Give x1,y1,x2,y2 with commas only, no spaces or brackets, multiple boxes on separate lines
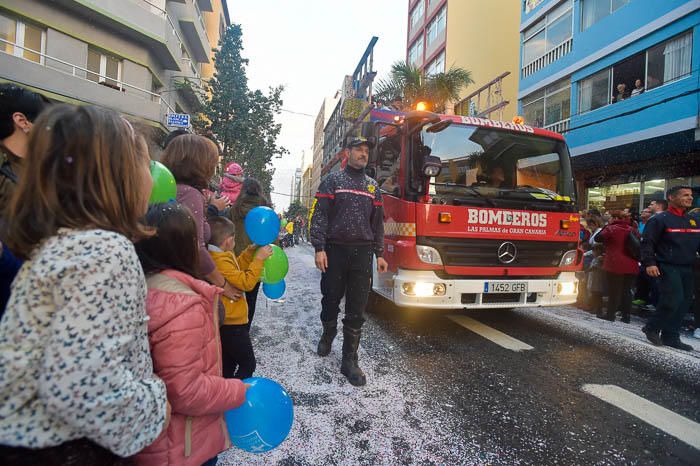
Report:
218,245,492,465
582,384,700,450
447,315,534,352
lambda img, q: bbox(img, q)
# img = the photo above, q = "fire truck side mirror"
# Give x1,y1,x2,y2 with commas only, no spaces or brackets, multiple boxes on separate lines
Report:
360,122,377,139
422,155,442,178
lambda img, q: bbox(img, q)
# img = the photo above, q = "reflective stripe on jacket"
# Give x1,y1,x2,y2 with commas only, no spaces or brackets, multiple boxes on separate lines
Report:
309,166,384,257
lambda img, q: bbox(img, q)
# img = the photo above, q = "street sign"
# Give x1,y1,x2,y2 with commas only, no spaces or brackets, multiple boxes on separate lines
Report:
167,113,190,128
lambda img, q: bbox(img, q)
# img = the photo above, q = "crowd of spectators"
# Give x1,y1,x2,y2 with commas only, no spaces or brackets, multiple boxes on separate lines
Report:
577,196,700,345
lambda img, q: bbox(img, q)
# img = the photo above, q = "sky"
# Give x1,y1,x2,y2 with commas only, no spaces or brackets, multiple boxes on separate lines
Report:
227,1,408,212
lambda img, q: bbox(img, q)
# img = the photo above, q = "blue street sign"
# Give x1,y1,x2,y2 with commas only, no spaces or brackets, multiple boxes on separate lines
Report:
167,113,190,128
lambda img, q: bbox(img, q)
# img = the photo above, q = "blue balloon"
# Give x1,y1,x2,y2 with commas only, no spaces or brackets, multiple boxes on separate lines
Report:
262,280,286,299
244,207,280,246
224,377,294,454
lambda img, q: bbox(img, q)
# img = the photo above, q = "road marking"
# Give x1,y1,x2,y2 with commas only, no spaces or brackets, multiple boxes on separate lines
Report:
447,315,534,352
582,384,700,450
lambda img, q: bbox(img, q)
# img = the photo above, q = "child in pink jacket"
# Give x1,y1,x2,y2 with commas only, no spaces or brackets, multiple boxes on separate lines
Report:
134,203,247,466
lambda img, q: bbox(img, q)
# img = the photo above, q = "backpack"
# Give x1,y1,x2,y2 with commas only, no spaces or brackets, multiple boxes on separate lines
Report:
624,230,641,261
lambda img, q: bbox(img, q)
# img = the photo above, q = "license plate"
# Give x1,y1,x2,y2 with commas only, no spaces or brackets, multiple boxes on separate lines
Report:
484,282,528,293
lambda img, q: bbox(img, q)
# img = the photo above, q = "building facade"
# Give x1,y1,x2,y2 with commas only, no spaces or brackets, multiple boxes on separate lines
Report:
311,94,340,197
406,0,521,120
300,165,313,211
201,0,230,83
322,38,377,175
0,0,226,144
290,167,302,205
518,0,700,213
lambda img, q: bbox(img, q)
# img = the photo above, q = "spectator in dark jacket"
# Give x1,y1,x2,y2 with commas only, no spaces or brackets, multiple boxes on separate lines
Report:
0,85,49,317
641,185,700,350
0,84,49,214
588,243,606,317
596,211,639,323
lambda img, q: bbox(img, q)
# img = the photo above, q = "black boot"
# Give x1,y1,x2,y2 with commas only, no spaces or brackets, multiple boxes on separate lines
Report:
661,336,693,351
642,326,662,345
341,327,366,386
317,320,337,357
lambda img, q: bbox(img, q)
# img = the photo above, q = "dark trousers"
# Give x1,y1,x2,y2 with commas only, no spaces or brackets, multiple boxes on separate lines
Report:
635,265,651,301
646,264,694,339
0,439,133,466
245,282,261,331
320,243,373,330
693,261,700,328
590,292,603,316
220,324,256,379
606,272,635,320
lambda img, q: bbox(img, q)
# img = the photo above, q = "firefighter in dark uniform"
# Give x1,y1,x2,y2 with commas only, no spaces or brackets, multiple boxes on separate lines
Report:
309,137,388,386
641,185,700,351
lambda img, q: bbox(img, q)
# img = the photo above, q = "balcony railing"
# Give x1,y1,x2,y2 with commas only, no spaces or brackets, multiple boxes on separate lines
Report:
191,0,211,45
0,38,176,126
133,0,194,72
138,0,167,16
544,118,570,134
521,37,572,78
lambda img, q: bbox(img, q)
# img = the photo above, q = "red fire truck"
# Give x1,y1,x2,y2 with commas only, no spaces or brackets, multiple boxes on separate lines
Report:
327,108,582,309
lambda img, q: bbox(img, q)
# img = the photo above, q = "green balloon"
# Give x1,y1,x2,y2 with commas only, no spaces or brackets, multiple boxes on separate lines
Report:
280,219,288,228
262,245,289,284
149,160,177,204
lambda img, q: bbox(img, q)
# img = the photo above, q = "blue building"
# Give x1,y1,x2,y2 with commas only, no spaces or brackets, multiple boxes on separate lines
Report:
518,0,700,213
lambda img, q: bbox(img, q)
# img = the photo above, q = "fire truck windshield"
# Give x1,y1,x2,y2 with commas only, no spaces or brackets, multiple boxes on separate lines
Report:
419,124,575,206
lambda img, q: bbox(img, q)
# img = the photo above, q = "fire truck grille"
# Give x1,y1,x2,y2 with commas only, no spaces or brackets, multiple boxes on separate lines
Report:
417,237,577,268
482,293,522,304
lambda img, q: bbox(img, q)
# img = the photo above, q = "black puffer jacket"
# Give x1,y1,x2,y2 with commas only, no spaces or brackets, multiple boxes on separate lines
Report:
310,166,384,257
641,209,700,267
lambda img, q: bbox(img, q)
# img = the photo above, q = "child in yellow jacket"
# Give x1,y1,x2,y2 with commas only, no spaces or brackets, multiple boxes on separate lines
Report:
208,217,272,379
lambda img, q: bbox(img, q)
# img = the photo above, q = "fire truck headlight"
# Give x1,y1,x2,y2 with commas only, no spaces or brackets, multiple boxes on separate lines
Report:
416,245,443,265
401,282,447,297
557,281,577,296
559,250,578,267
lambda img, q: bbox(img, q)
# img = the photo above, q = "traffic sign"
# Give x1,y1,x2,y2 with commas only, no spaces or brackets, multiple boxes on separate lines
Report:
167,113,190,128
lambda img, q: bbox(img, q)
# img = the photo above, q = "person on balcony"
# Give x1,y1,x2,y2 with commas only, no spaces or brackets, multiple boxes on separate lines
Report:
631,79,645,97
613,83,629,102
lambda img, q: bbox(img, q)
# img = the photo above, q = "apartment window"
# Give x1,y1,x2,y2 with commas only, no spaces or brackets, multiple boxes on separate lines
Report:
410,1,424,33
579,68,610,113
525,0,546,14
647,32,692,90
87,47,123,90
579,31,693,113
426,50,445,75
581,0,629,31
0,13,46,64
611,52,644,101
0,14,16,55
522,79,571,128
426,6,446,48
522,0,572,65
408,36,424,66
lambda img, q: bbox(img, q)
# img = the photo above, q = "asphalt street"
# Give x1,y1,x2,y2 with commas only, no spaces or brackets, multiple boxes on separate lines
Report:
219,243,700,466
